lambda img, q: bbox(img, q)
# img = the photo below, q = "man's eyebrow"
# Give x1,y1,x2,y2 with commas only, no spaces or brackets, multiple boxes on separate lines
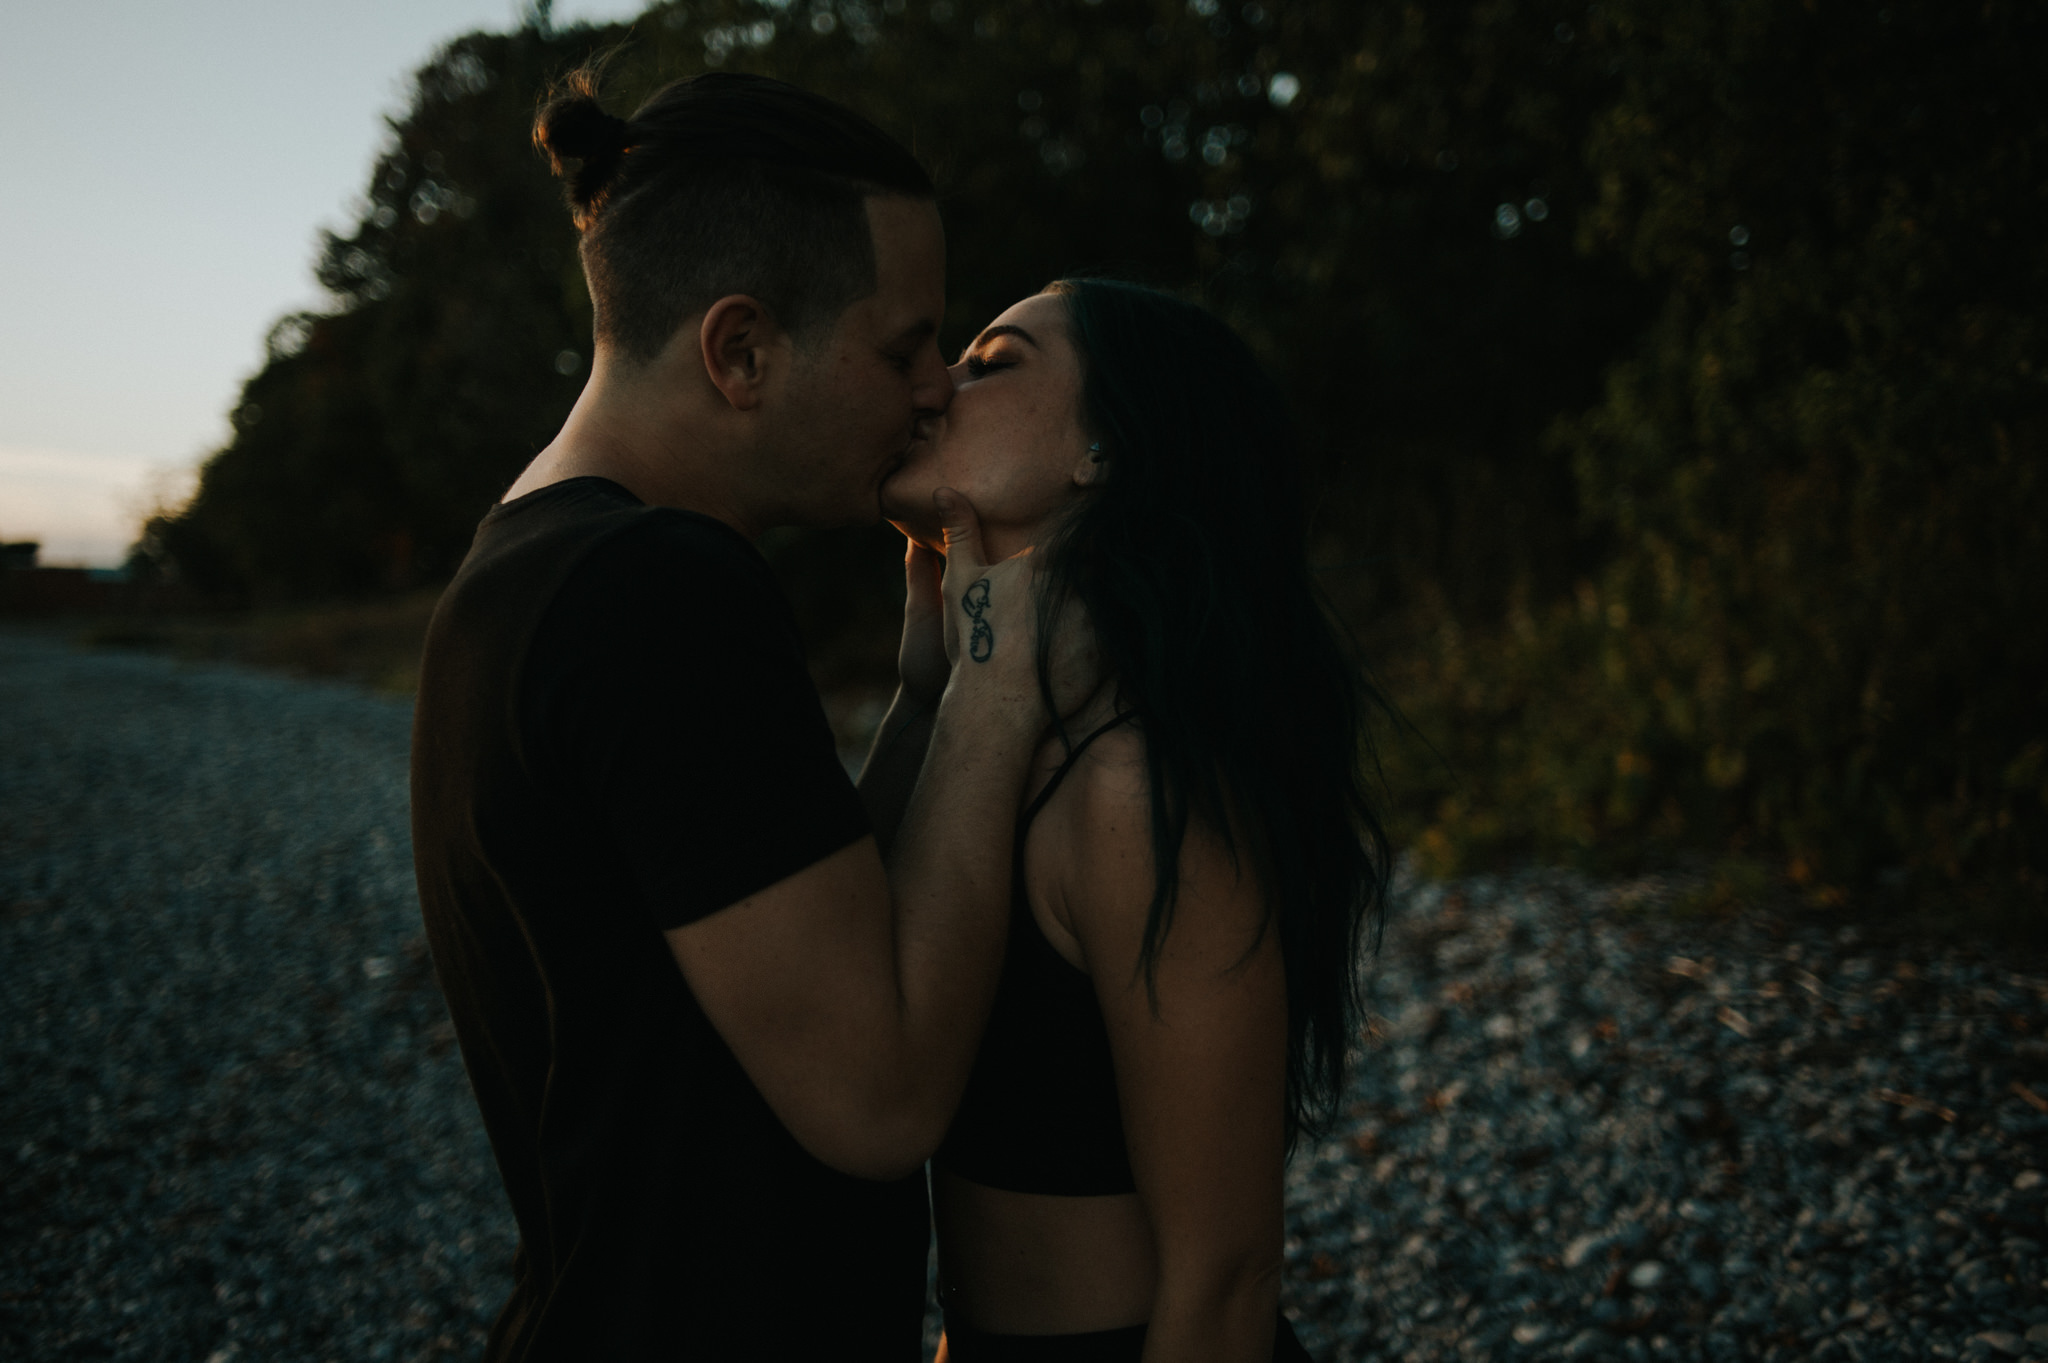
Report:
883,319,937,350
959,323,1040,361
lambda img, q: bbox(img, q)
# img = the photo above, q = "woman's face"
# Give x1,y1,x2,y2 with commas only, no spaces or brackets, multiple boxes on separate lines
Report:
879,292,1102,560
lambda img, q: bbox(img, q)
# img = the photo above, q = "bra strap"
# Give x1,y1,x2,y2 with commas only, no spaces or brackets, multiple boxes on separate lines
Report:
1018,712,1137,834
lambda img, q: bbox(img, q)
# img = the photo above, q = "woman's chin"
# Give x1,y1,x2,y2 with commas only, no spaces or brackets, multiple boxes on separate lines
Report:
879,478,943,548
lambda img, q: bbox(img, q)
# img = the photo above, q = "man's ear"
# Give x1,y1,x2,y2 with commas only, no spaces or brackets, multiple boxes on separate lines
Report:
699,295,784,412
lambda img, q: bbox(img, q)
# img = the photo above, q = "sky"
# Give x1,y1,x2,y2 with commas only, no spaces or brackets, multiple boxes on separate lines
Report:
0,0,649,567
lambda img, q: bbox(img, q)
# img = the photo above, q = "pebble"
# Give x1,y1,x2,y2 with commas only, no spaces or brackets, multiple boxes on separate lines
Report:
1565,1327,1615,1358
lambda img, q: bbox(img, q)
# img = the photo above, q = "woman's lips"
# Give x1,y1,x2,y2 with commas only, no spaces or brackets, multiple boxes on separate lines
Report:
904,412,944,451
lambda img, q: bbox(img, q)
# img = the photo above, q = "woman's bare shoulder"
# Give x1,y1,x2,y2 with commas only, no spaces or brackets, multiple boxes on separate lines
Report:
1043,719,1271,979
1048,719,1151,843
1048,722,1251,923
1026,722,1149,949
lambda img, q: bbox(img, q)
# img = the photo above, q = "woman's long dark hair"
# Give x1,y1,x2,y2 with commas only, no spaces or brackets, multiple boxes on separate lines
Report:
1035,278,1389,1143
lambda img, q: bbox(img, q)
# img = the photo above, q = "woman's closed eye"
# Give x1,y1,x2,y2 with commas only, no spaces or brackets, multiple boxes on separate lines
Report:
962,352,1015,379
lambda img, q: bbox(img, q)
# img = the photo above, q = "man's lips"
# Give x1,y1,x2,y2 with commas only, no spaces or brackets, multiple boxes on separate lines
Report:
885,415,940,486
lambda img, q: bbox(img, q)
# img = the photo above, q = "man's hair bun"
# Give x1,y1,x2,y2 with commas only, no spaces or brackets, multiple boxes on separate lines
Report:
534,73,632,223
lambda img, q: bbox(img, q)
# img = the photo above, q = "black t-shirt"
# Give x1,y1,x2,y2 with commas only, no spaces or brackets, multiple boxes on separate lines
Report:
410,477,926,1361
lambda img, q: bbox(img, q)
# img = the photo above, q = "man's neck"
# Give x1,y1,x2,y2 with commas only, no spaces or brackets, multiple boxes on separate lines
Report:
505,362,764,539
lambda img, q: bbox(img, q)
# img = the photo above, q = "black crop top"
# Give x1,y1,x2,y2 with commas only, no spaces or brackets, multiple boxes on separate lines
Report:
933,715,1138,1196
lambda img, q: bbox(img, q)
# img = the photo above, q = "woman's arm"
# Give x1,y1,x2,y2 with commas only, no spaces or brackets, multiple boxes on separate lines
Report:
856,540,948,852
856,691,935,856
1049,740,1289,1363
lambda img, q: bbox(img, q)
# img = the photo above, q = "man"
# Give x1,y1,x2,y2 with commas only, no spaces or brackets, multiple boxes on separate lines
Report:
410,72,1057,1359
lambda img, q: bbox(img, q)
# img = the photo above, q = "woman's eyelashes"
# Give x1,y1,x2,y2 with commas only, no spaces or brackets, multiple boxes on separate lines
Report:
962,351,1016,379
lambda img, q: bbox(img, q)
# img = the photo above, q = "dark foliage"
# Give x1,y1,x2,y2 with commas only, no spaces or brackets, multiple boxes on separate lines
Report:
137,0,2046,902
1391,0,2046,900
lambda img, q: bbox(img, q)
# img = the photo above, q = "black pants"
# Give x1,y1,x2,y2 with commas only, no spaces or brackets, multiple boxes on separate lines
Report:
938,1313,1313,1362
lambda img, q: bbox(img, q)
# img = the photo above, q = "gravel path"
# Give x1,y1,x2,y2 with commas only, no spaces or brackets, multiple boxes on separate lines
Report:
4,628,2046,1361
1291,876,2048,1362
2,630,508,1361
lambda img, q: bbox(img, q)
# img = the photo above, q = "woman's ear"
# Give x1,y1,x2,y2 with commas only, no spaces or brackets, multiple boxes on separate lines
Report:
1072,440,1108,488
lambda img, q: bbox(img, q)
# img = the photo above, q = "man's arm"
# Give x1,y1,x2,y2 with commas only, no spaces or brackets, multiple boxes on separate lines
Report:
665,495,1052,1180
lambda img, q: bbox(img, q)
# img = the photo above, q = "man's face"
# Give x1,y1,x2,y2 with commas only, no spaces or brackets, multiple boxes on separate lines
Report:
766,195,952,527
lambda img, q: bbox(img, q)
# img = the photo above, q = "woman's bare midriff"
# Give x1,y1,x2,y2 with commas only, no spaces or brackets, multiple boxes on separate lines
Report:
932,1168,1158,1334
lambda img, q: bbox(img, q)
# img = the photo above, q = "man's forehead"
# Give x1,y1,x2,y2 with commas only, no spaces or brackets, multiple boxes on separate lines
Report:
863,195,945,328
866,193,944,256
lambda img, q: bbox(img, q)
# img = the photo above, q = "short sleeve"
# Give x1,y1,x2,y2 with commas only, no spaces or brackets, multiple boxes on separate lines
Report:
520,513,871,930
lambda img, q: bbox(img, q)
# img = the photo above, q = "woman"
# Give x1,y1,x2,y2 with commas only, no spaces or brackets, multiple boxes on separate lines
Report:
876,279,1389,1362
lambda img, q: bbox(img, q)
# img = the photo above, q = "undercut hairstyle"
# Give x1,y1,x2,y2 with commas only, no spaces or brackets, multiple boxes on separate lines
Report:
534,69,934,361
1033,279,1391,1148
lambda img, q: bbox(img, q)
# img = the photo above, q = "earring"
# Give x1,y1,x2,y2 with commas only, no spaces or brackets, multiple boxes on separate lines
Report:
1088,441,1104,462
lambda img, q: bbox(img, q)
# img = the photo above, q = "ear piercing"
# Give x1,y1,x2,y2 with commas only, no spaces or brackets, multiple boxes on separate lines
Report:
1088,441,1104,462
